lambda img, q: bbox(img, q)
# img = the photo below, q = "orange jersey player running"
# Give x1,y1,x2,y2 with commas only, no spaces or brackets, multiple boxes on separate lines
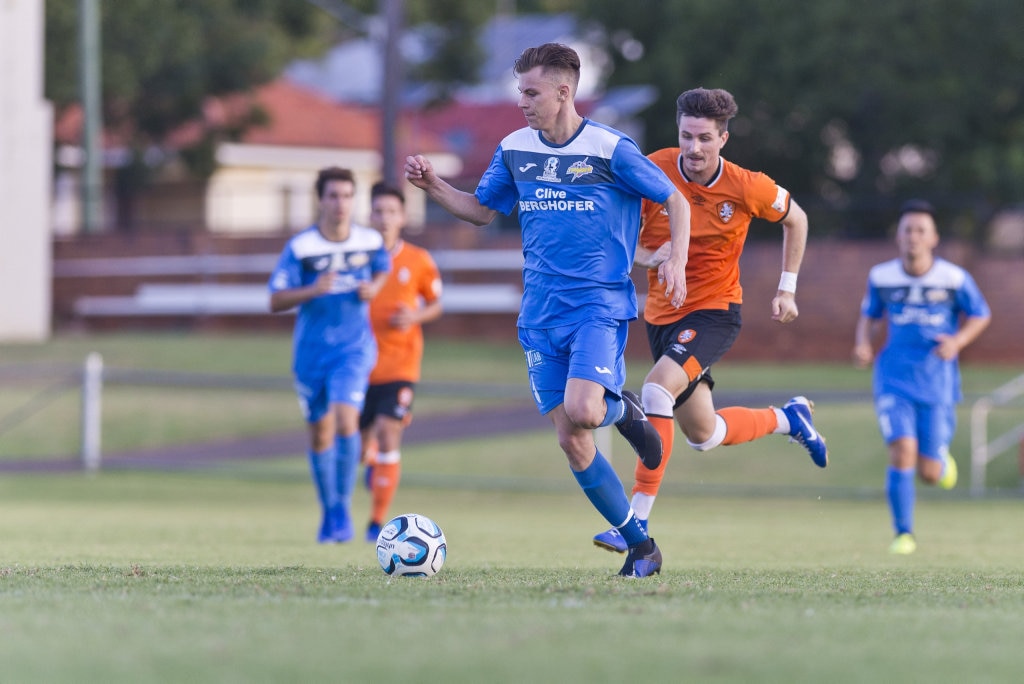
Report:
593,87,830,554
359,182,443,543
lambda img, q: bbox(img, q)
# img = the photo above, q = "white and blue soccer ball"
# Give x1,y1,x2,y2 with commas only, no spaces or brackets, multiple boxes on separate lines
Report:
376,513,447,578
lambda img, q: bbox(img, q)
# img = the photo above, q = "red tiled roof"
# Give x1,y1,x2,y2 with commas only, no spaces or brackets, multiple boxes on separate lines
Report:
55,79,449,155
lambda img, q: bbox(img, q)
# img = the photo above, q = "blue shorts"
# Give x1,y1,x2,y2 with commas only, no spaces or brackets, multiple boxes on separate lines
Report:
294,348,376,423
518,318,627,415
874,393,956,461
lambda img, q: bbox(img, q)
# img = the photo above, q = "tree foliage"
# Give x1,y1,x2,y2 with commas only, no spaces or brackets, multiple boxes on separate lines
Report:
578,0,1024,238
45,0,336,173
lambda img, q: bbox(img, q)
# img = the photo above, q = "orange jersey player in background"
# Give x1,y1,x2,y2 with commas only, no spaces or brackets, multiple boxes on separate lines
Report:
359,182,443,542
593,87,830,554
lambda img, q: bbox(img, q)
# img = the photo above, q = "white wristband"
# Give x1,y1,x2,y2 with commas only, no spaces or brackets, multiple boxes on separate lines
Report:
778,271,798,293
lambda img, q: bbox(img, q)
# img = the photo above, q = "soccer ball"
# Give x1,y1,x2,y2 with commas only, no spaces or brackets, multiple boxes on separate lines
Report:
376,513,447,578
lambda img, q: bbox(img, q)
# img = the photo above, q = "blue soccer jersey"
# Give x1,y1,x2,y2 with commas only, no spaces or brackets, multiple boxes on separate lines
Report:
474,119,676,328
860,257,990,404
269,224,391,375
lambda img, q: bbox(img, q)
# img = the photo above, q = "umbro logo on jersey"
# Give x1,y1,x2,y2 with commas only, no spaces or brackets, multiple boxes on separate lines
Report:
594,366,613,375
519,162,537,172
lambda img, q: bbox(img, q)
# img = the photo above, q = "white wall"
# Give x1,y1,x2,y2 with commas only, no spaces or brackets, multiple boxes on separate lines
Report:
0,0,53,341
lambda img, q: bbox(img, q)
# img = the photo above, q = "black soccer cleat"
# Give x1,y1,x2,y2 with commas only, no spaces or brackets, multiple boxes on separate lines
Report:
615,390,663,470
618,537,663,578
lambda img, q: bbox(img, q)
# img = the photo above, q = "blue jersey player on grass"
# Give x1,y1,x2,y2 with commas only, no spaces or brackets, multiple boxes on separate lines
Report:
269,166,391,544
853,199,990,555
404,43,692,577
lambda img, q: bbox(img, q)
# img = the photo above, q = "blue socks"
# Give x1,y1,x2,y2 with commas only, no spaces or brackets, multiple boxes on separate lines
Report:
335,433,361,509
573,451,647,546
886,466,916,535
308,448,339,511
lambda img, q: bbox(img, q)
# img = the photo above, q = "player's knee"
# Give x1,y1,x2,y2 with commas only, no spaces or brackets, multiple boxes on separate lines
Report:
641,382,675,417
685,414,727,452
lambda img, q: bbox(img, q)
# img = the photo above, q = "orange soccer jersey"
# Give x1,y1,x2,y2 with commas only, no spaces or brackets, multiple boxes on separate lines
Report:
368,241,442,384
641,149,791,325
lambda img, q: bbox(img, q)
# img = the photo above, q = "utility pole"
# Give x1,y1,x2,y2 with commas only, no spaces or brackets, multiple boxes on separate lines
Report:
380,0,404,186
79,0,104,233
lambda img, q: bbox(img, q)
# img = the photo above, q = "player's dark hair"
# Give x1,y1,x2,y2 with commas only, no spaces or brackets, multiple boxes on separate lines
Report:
514,43,581,90
898,199,936,219
676,88,739,133
315,166,355,199
371,181,405,205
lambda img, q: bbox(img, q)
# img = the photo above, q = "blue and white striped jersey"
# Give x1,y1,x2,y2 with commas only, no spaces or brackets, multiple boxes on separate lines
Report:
475,119,676,328
861,257,990,404
269,224,390,375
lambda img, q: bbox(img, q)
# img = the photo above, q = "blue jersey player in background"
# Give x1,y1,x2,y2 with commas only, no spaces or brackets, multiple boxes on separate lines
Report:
269,167,391,543
853,199,990,555
404,43,692,577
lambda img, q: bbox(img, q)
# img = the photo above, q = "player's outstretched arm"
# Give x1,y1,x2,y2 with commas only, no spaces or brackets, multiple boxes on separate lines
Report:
404,155,497,227
772,199,809,323
657,190,690,309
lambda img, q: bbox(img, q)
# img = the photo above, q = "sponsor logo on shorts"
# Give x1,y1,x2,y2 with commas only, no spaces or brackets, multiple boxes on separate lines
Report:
677,329,697,344
594,366,613,375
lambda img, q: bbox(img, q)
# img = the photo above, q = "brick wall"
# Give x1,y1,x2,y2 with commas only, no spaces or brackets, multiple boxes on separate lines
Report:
52,232,1023,363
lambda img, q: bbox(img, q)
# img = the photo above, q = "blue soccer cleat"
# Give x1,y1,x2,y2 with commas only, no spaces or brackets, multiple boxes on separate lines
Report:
594,518,648,553
318,505,353,544
782,396,829,468
365,521,382,543
618,537,663,578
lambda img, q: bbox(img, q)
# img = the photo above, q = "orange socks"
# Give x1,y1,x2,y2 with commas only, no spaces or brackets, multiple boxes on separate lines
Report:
718,407,779,445
370,461,401,525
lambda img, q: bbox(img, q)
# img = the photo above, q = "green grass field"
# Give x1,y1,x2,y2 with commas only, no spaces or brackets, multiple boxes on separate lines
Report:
2,333,1024,682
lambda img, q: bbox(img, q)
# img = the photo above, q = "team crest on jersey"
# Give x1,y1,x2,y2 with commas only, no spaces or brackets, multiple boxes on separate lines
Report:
925,288,949,303
566,157,594,182
397,266,411,284
347,252,369,268
538,157,561,182
717,202,735,223
677,329,697,344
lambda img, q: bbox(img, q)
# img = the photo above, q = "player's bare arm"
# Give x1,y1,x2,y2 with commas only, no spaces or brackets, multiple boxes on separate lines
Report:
404,155,497,226
390,299,443,331
357,270,390,302
771,198,809,323
634,237,671,270
269,272,336,312
852,314,880,368
934,314,991,360
657,190,690,308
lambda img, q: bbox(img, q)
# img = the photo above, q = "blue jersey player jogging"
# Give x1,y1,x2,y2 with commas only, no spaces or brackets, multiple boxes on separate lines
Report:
404,43,692,577
269,166,391,545
854,199,990,555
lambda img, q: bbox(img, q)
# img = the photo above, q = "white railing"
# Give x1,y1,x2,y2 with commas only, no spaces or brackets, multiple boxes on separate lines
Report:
970,373,1024,497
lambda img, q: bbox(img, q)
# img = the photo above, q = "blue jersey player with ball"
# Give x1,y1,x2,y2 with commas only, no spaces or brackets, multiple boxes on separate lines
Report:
853,200,990,555
404,43,691,577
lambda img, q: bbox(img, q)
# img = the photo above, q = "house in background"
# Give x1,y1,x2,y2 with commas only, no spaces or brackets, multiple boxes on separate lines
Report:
53,79,459,236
